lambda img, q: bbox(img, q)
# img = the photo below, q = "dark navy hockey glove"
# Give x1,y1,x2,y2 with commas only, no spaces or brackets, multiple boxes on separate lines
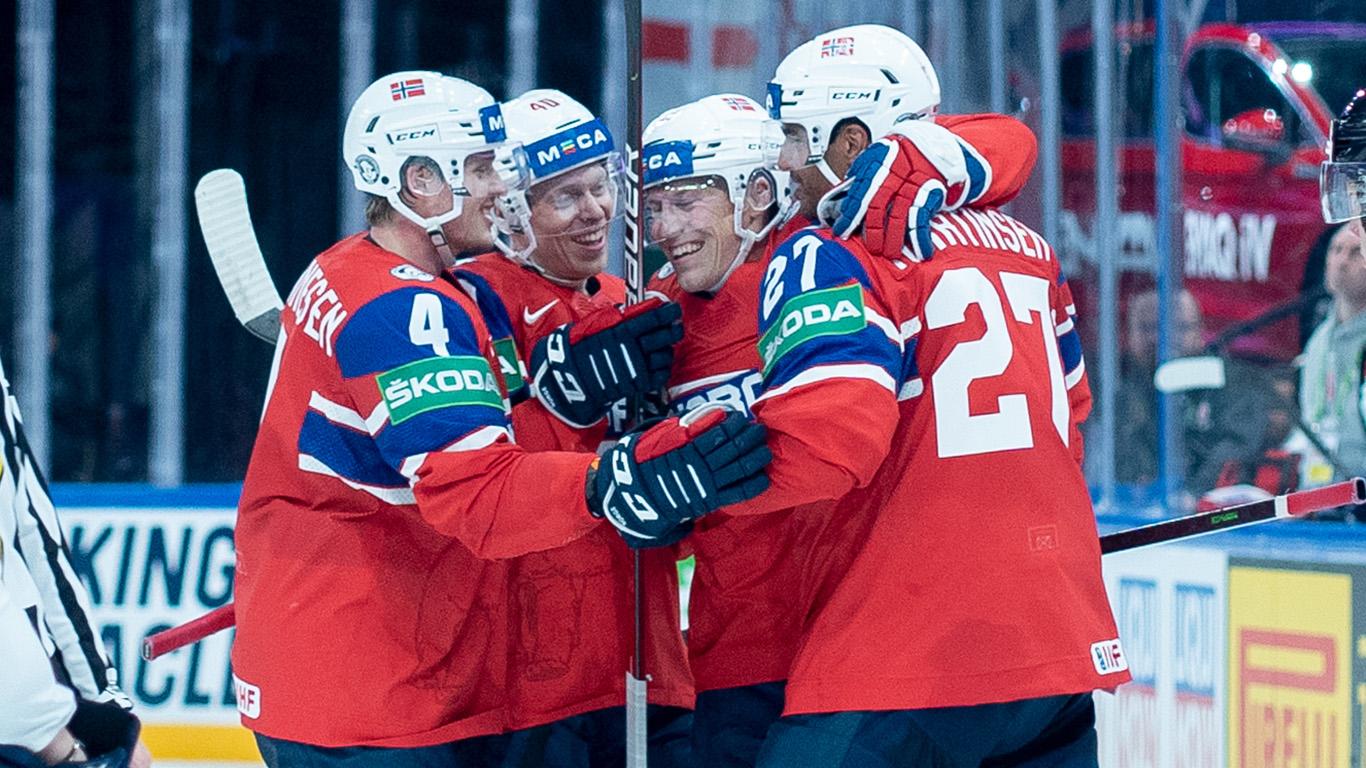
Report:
0,701,143,768
530,298,683,428
587,408,770,547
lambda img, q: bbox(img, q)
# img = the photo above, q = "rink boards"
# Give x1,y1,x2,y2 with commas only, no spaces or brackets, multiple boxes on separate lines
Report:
51,485,1366,766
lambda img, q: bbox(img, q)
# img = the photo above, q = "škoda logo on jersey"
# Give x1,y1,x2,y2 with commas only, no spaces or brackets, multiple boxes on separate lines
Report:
642,141,693,186
759,283,865,375
377,356,502,424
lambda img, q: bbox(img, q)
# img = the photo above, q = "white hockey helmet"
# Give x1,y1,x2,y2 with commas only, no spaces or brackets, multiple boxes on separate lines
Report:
342,71,525,240
491,89,624,265
642,93,796,291
764,25,939,181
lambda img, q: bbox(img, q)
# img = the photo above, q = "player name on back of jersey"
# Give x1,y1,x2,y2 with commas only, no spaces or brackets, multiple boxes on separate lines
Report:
285,260,349,357
928,209,1053,262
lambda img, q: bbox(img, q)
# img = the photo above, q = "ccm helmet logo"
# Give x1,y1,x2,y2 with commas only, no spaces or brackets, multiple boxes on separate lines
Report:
389,125,438,143
831,91,876,101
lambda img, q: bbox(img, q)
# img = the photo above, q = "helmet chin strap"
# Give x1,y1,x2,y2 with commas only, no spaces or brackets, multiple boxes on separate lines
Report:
699,198,800,295
490,221,587,289
816,156,844,187
427,228,454,263
391,193,462,266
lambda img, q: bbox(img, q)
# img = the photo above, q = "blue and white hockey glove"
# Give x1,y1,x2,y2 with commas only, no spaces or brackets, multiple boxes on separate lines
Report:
825,120,984,263
587,408,770,548
529,298,683,428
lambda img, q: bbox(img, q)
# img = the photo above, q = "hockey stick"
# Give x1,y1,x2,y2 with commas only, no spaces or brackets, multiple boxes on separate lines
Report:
141,604,235,660
1100,477,1365,554
142,169,285,660
621,0,649,764
195,169,283,343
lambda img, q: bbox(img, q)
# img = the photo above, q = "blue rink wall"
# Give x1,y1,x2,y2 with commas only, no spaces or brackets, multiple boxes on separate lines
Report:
51,484,1366,766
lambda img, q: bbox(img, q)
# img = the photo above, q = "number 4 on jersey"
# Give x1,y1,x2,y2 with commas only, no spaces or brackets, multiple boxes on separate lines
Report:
925,267,1070,459
409,293,451,356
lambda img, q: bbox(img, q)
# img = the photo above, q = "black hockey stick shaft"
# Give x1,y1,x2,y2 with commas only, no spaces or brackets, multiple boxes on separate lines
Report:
620,4,649,765
1100,478,1365,554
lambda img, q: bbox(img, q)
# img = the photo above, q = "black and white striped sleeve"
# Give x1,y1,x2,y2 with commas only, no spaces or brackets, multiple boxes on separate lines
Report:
0,358,131,737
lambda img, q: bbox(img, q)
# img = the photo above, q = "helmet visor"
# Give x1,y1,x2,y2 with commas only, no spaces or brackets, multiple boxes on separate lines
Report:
643,176,733,247
1321,161,1366,223
523,154,626,237
762,120,816,171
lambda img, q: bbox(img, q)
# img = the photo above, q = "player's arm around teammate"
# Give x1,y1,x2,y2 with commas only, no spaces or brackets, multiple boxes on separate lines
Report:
231,72,768,768
447,89,700,766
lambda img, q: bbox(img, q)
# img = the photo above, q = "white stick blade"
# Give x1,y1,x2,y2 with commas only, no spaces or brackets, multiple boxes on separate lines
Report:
1153,355,1226,393
195,169,284,333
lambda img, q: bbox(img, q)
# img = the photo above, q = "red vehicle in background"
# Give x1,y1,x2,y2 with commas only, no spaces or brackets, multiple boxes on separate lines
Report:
1054,21,1366,360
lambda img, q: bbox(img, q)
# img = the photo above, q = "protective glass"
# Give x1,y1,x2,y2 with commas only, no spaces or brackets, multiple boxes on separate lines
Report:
1321,161,1366,223
761,120,815,170
643,176,733,247
525,154,627,237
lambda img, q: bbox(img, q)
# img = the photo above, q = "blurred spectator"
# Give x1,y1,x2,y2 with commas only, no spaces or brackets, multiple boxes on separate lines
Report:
1290,224,1366,487
1115,289,1203,486
1115,287,1299,501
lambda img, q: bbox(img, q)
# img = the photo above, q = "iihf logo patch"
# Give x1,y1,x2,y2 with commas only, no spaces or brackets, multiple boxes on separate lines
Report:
1090,639,1129,675
820,37,855,58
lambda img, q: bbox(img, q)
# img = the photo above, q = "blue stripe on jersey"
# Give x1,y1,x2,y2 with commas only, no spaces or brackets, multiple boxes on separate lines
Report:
334,288,485,379
452,269,517,342
452,267,529,400
1057,327,1083,376
961,144,987,203
669,370,764,418
299,410,409,488
763,326,902,393
901,337,921,383
372,394,507,468
758,232,899,392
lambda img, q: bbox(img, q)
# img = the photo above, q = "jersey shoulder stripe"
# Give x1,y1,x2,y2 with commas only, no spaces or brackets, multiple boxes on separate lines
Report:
299,409,409,489
335,287,485,379
758,231,901,395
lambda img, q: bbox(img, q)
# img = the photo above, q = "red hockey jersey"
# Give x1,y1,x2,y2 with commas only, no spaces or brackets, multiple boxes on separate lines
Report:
652,111,1042,694
453,253,693,730
649,255,835,693
232,234,601,747
736,216,1127,714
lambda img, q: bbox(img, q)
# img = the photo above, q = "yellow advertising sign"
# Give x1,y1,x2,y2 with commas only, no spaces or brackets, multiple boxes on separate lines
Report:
1229,567,1351,768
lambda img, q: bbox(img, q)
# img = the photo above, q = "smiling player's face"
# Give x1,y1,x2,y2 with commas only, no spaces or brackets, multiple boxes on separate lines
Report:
526,162,616,282
647,180,741,293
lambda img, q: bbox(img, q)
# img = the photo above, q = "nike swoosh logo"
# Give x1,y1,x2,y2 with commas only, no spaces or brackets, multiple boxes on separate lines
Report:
523,300,559,325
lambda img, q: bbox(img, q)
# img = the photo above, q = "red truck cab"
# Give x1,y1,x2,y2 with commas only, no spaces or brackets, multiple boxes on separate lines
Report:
1055,21,1366,360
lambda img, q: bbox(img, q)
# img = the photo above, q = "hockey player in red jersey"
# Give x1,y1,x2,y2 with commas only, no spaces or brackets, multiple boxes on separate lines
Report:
449,89,694,766
641,93,816,768
643,73,1044,765
231,72,770,768
726,26,1127,767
